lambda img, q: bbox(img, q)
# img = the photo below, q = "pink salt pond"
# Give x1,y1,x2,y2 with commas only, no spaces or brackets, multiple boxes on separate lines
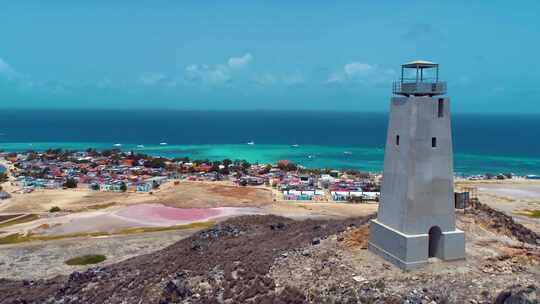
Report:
36,204,263,236
115,204,222,223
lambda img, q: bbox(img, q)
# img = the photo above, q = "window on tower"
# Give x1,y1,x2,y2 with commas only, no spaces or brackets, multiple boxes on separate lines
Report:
396,135,400,146
432,137,437,148
438,99,444,118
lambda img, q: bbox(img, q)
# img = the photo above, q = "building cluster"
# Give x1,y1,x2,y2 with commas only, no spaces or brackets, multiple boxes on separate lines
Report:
1,151,170,193
0,151,381,202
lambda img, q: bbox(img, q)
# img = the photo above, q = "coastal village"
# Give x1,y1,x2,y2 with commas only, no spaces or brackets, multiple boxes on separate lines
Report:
1,148,539,303
1,149,538,206
0,149,383,204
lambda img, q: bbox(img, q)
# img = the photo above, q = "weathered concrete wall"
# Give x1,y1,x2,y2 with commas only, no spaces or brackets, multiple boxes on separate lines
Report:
369,95,465,269
378,96,455,235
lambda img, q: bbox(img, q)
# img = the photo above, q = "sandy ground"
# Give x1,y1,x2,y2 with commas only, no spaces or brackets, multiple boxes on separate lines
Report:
1,177,538,283
456,179,540,233
0,228,200,280
0,180,273,214
0,200,378,280
0,205,265,237
265,201,378,219
0,179,378,280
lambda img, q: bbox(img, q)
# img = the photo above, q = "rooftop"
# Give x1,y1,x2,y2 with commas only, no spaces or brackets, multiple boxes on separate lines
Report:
402,60,438,69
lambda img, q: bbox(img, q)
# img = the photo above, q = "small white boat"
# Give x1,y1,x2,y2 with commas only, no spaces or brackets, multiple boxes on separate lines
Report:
307,155,314,159
136,145,145,148
343,151,353,155
113,143,122,147
291,144,299,148
159,142,168,146
247,141,255,145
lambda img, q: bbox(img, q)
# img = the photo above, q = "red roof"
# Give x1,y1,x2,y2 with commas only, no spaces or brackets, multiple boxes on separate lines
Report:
277,160,289,166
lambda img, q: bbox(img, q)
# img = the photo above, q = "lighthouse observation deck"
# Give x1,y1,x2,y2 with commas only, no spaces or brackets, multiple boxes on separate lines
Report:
393,60,446,96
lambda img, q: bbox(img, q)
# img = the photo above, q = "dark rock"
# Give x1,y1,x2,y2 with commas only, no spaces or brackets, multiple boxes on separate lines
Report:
311,238,321,245
270,222,286,231
191,242,202,251
160,272,192,303
494,285,538,304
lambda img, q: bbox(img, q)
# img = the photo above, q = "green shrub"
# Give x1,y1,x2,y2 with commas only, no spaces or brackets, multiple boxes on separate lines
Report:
49,206,61,213
65,254,106,266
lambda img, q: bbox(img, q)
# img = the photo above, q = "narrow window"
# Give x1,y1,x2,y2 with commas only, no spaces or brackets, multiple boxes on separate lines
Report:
432,137,437,148
438,99,444,118
396,135,400,146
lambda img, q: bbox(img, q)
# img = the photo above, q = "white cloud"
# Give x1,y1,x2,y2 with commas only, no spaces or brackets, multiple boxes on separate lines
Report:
227,53,253,69
0,57,16,79
184,64,231,84
344,62,375,77
184,53,253,85
328,62,395,84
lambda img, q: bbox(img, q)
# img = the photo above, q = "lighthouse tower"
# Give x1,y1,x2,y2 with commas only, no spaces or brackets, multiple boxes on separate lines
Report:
368,61,465,270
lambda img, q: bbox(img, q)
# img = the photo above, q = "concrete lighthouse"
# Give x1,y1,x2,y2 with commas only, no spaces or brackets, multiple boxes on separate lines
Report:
368,60,465,270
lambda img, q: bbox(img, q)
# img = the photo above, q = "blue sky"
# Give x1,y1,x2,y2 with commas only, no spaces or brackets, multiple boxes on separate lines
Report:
0,1,539,113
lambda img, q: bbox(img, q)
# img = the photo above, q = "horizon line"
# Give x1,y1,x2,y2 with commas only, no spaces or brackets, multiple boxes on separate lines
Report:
0,107,539,115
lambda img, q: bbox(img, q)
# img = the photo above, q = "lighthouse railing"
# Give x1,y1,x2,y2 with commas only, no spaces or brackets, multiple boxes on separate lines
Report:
393,81,446,96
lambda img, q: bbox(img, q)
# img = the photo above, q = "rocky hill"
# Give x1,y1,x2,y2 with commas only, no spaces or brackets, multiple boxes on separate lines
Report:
0,211,538,304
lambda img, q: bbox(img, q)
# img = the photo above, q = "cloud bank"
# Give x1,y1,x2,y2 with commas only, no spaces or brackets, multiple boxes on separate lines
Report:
184,53,253,85
328,62,395,84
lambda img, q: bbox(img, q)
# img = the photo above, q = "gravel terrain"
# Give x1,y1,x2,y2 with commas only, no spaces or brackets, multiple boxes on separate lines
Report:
0,207,538,303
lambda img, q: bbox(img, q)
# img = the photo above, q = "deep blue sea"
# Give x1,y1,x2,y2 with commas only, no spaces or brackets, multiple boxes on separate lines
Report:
0,110,539,175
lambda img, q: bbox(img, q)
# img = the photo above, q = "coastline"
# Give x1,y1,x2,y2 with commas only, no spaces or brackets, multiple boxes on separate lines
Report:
1,142,540,175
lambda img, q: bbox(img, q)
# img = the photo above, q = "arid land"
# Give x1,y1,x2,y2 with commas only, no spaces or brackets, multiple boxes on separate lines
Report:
0,177,539,303
0,179,376,280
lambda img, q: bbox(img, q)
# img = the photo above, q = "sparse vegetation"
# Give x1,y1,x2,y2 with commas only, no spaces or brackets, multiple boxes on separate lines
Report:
0,231,110,245
515,209,540,218
0,214,23,222
0,221,215,245
49,206,61,213
85,202,117,211
65,254,107,266
0,214,39,229
118,221,215,235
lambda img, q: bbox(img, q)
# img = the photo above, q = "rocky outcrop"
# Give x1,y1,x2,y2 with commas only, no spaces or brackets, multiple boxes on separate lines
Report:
0,215,374,304
471,201,540,245
494,285,539,304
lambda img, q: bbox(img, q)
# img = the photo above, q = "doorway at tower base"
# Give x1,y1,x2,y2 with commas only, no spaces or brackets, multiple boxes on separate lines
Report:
368,219,465,270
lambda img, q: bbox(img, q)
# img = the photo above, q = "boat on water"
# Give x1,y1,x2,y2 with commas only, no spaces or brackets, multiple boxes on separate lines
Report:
136,145,145,148
343,151,353,155
113,143,122,147
291,144,300,148
159,142,168,146
247,141,255,145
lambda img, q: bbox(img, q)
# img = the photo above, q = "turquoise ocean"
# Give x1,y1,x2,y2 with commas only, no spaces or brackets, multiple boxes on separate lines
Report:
0,110,539,176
